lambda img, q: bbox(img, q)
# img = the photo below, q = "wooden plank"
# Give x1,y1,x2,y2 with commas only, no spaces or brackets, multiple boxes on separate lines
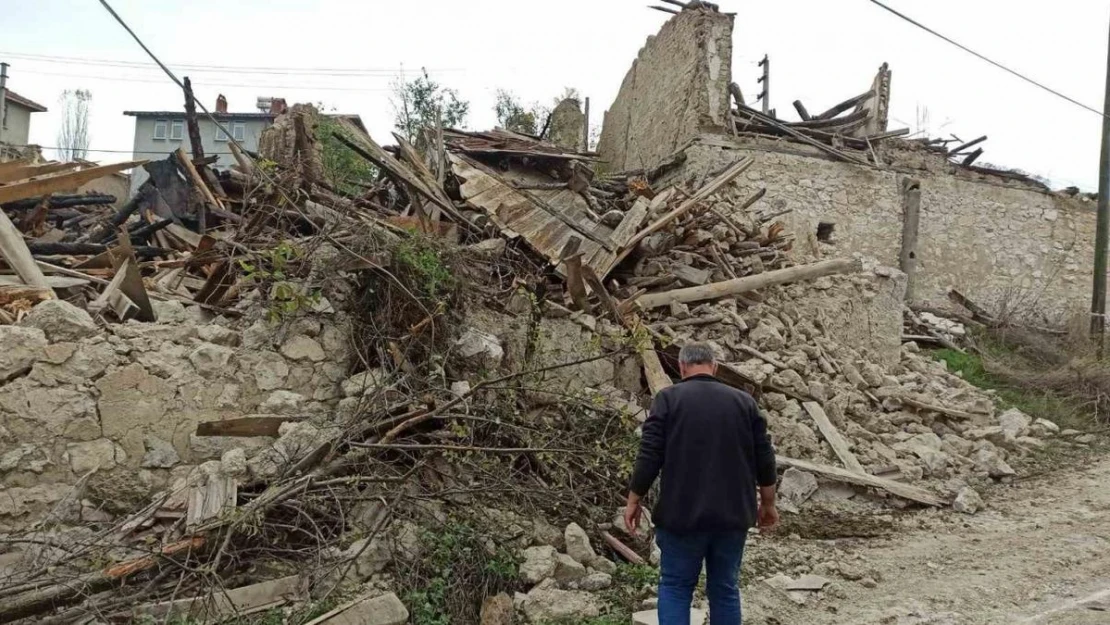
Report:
186,475,237,528
392,132,453,214
609,197,650,248
600,530,646,565
899,178,921,300
637,258,861,309
777,456,947,507
813,90,875,120
0,161,81,184
0,159,33,174
135,575,302,621
0,160,145,204
899,395,977,421
802,402,865,473
0,208,54,297
620,157,754,254
581,264,623,321
195,417,307,437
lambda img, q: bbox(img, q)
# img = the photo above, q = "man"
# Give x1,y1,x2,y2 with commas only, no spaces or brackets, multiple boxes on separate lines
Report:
625,343,778,625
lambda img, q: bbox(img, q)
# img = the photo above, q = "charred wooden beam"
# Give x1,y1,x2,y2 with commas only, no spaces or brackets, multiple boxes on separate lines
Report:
814,90,875,121
792,100,811,121
2,193,117,211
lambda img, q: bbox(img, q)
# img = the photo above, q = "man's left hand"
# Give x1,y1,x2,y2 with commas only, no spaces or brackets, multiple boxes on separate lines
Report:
757,502,779,531
624,496,643,533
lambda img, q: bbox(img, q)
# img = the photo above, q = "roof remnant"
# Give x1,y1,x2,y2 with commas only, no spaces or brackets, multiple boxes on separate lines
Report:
4,90,47,113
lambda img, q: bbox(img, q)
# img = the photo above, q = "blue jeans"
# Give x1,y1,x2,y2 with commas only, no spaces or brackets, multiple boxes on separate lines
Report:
655,527,747,625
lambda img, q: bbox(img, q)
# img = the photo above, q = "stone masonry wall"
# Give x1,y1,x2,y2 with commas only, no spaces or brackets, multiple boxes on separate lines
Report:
678,137,1095,320
597,8,733,173
0,299,354,530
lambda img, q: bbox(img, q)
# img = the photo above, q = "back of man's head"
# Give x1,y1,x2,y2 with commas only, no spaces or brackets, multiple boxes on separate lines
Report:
678,343,717,379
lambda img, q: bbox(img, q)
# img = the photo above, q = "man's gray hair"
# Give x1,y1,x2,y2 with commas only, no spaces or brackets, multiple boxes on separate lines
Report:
678,343,716,365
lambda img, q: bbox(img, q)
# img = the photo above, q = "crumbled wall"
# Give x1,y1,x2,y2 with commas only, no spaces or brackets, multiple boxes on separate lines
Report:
597,8,733,172
678,137,1094,320
0,300,354,530
547,98,585,151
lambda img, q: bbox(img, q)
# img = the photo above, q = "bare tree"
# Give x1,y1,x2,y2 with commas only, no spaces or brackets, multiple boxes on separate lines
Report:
56,89,92,162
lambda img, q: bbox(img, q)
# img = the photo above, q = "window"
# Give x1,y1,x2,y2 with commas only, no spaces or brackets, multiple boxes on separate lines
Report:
231,122,246,142
169,120,184,141
214,122,229,142
153,120,168,140
816,222,836,242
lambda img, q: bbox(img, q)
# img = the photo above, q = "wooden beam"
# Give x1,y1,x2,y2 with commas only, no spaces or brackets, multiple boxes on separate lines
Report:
0,161,81,184
637,257,861,309
649,5,680,14
948,135,987,156
899,395,977,421
0,209,54,297
802,402,865,473
777,456,947,507
621,157,754,253
737,107,874,168
792,100,811,121
196,416,306,437
814,90,875,120
601,531,646,565
899,178,921,301
961,148,984,166
0,160,145,205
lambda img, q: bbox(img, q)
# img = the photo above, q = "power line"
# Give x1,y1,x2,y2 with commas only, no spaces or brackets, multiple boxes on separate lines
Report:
16,67,394,93
869,0,1107,119
5,144,236,155
0,50,462,76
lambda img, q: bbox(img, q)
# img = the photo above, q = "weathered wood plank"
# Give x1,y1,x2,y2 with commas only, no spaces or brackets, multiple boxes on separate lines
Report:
802,402,865,473
0,160,145,204
777,456,947,507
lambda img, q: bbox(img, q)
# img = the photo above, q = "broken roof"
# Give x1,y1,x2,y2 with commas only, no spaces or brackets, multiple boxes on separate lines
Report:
4,90,47,113
445,128,595,161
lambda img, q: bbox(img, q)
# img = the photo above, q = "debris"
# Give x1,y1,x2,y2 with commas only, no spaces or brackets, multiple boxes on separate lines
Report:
953,487,983,515
778,467,819,511
520,545,559,584
305,592,409,625
564,522,597,565
777,456,948,507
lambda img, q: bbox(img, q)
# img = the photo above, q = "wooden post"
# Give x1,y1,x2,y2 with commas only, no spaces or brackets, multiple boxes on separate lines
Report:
582,97,590,152
899,178,921,301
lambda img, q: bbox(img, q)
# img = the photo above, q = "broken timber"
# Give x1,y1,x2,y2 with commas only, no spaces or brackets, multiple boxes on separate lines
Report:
802,402,865,473
0,160,145,204
777,456,947,507
636,257,861,309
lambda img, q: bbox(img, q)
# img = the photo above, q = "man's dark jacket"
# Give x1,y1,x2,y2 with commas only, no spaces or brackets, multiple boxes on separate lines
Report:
629,374,776,532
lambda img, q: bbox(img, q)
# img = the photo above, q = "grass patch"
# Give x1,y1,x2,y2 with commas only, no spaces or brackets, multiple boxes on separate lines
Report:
933,333,1094,432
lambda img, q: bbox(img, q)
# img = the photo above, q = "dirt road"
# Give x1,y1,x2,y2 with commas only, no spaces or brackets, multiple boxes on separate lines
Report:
744,448,1110,624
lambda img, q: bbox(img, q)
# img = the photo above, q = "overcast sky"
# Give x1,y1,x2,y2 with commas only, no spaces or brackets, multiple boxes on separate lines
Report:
3,0,1108,190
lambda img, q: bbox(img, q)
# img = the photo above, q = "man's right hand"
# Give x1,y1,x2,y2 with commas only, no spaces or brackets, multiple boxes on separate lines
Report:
624,493,643,533
757,502,779,531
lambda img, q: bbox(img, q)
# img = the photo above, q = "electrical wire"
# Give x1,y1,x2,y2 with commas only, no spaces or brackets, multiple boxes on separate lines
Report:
16,67,394,92
869,0,1106,119
0,50,461,76
3,144,236,155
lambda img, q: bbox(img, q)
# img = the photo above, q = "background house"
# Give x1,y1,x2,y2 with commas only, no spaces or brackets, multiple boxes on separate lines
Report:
0,62,48,160
124,96,365,194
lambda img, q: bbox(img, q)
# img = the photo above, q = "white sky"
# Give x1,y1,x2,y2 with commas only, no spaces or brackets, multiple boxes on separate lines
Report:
3,0,1108,190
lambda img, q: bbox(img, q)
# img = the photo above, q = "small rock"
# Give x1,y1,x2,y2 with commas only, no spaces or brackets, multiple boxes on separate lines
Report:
520,545,558,584
808,381,828,403
20,300,99,342
450,380,472,397
532,516,565,550
66,439,125,474
197,325,240,346
860,577,878,589
480,592,514,625
468,238,507,259
259,390,307,414
974,446,1016,478
778,468,819,510
1076,434,1097,445
455,328,504,370
141,436,180,468
564,522,596,565
749,322,786,351
151,300,188,323
0,326,47,381
220,448,247,477
342,369,386,397
591,556,617,575
518,583,601,622
998,408,1032,440
579,571,612,591
1031,418,1060,437
336,592,408,625
188,342,234,374
953,487,983,514
553,553,587,585
280,335,326,362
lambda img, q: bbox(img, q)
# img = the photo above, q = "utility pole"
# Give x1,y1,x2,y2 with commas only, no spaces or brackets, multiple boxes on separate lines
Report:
757,55,770,114
1091,21,1110,344
0,62,9,144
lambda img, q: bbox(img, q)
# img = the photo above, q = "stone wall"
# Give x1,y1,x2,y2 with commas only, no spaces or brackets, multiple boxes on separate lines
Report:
0,299,355,530
677,136,1095,320
596,7,733,173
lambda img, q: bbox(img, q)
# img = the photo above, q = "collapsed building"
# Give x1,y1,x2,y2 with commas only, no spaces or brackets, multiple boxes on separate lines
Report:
598,5,1094,322
0,4,1087,624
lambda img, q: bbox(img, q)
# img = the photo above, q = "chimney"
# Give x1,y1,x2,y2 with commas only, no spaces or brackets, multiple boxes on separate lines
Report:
269,98,287,115
216,94,227,114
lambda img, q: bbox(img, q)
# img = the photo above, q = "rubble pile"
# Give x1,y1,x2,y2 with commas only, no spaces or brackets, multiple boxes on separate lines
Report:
0,92,1066,625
